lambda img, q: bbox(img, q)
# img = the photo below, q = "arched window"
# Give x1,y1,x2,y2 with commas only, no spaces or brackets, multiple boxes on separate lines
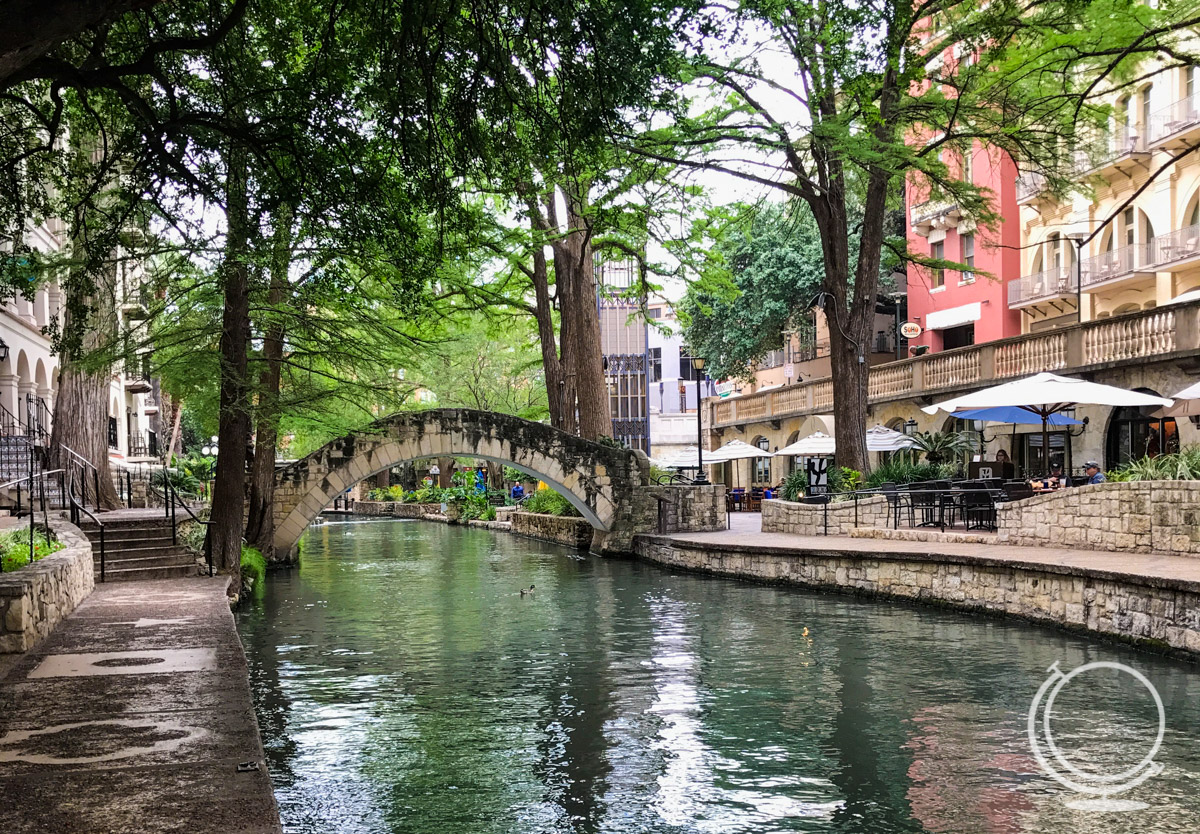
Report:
1106,399,1179,468
783,431,801,475
753,436,772,484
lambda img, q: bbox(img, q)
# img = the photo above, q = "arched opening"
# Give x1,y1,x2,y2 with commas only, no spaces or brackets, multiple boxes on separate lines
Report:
1113,302,1141,316
750,435,772,485
1105,392,1179,468
782,430,801,476
272,411,648,558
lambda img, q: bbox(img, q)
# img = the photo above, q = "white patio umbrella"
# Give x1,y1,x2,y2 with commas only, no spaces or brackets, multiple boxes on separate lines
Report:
775,431,837,457
653,446,702,469
866,424,918,452
1164,380,1200,417
707,438,773,488
923,372,1172,475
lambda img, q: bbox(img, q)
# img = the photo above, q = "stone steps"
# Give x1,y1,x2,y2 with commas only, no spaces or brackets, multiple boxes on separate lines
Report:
79,520,198,582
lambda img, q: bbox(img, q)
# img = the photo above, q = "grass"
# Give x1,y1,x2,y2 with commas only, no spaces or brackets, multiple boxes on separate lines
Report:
0,526,63,572
240,544,267,595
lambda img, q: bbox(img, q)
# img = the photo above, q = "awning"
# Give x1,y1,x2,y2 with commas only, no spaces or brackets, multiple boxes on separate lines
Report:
926,301,982,331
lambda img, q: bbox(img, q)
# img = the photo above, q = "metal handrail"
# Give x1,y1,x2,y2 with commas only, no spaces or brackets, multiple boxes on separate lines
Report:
158,465,212,576
67,472,105,582
58,443,101,509
0,468,65,491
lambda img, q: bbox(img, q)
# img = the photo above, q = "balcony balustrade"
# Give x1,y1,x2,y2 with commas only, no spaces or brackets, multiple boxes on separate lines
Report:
1153,223,1200,270
1149,95,1200,149
706,301,1200,428
910,199,965,237
1081,242,1156,289
1016,172,1047,205
1073,125,1149,177
1007,266,1077,309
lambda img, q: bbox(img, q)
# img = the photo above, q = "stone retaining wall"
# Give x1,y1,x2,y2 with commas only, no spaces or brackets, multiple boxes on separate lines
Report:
511,512,594,548
346,501,442,518
0,520,94,653
996,481,1200,556
762,496,888,536
633,536,1200,655
639,485,727,534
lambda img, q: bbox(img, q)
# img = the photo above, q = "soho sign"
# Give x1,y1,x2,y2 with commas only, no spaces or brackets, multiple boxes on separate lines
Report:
899,321,922,339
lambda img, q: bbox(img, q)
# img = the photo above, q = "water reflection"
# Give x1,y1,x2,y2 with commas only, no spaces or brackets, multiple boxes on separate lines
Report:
236,520,1200,833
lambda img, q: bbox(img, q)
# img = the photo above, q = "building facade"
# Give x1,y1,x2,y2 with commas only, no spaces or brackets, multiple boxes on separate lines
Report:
3,218,161,468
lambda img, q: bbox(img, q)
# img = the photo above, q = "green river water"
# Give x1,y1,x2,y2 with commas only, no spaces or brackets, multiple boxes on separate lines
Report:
235,518,1200,833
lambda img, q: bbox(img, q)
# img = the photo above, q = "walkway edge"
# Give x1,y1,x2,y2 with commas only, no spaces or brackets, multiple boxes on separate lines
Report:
633,533,1200,657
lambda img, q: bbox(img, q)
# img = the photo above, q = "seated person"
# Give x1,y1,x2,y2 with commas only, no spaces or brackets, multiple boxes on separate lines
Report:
1084,461,1106,485
511,482,525,500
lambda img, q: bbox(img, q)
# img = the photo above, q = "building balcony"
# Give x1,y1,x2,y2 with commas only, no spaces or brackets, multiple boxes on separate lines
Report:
1149,96,1200,150
1016,172,1049,206
1153,223,1200,271
1008,266,1077,310
705,301,1198,429
1080,243,1156,292
910,199,966,237
1074,125,1150,178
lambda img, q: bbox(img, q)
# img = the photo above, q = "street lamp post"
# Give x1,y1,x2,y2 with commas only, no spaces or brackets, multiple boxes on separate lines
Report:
200,435,219,497
692,356,709,485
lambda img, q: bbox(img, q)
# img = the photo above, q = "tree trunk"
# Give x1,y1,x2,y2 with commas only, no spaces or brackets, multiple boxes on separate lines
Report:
205,141,253,592
245,207,290,560
529,239,565,430
564,199,611,440
164,393,182,463
397,461,416,490
49,245,120,509
436,456,454,488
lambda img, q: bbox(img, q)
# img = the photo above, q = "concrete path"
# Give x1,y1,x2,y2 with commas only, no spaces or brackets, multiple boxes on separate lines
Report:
0,577,281,834
659,511,1200,592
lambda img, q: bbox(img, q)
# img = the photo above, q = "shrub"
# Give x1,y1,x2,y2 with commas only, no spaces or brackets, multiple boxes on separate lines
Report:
829,466,863,494
454,493,492,521
240,544,266,595
1112,445,1200,481
781,469,806,501
0,526,62,572
522,489,582,517
907,430,979,465
863,459,959,489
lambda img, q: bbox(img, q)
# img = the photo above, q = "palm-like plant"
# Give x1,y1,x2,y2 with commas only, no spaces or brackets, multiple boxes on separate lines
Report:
907,430,980,466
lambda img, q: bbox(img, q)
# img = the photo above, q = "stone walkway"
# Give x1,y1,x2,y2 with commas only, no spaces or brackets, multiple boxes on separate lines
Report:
661,511,1200,591
0,577,281,833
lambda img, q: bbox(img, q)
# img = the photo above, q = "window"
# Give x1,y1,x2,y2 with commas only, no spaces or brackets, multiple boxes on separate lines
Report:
942,323,975,350
1106,404,1179,468
1189,202,1200,229
679,348,697,382
1124,208,1135,247
647,307,663,320
648,347,662,383
961,149,972,185
108,417,119,449
960,234,975,283
753,437,772,484
931,241,945,288
1141,84,1153,133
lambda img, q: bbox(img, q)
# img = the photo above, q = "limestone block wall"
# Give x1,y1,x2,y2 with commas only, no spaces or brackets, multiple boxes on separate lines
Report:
635,485,728,534
996,481,1200,556
0,520,94,653
511,512,593,549
633,536,1200,655
762,496,888,536
351,501,441,519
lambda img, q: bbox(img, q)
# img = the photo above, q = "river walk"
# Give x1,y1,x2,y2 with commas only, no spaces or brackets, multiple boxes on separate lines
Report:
0,576,281,834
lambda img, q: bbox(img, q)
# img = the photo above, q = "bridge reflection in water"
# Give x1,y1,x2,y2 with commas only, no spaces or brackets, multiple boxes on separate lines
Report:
236,520,1200,834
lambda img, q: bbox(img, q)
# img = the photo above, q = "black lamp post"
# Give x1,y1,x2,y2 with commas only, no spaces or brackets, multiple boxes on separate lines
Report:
692,356,708,485
903,418,918,436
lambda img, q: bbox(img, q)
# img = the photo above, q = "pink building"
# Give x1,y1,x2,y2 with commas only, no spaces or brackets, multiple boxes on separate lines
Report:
906,145,1023,353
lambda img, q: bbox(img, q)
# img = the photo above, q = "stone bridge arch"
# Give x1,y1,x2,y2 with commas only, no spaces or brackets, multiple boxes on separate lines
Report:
272,409,652,558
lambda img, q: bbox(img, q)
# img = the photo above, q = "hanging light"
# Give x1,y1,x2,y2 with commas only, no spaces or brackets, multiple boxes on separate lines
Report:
0,339,9,363
904,418,918,436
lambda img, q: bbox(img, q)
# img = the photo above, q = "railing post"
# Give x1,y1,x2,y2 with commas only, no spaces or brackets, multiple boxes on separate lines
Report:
92,468,99,511
911,355,926,392
99,527,105,583
1176,304,1200,352
978,343,996,381
1065,321,1084,368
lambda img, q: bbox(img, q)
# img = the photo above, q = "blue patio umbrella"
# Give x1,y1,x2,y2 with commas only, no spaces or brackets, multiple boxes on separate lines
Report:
953,407,1081,426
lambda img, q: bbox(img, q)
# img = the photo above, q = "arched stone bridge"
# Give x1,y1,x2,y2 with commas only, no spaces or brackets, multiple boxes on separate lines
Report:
272,409,709,559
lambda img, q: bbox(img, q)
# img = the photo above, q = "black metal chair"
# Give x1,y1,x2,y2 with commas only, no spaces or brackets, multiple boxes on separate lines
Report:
909,481,942,527
960,483,998,530
881,482,912,529
1003,480,1034,502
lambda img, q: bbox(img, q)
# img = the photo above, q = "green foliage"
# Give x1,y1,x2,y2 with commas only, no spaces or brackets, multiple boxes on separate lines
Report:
367,485,408,502
454,493,492,521
1111,446,1200,482
179,519,209,554
680,205,825,381
151,466,203,498
782,469,807,502
0,527,62,572
595,435,625,449
522,489,582,518
240,544,267,597
907,431,980,466
864,460,960,489
829,467,863,495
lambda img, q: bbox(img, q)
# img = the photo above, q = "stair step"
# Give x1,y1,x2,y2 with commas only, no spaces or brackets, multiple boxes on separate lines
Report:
95,552,196,570
98,564,196,582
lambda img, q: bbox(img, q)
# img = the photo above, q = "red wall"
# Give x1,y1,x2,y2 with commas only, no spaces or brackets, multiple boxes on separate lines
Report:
906,145,1023,353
